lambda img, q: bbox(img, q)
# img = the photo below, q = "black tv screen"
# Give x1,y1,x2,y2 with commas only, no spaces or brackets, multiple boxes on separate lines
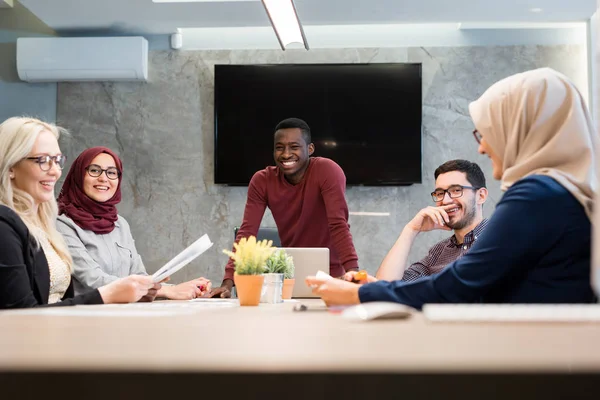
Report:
214,63,422,186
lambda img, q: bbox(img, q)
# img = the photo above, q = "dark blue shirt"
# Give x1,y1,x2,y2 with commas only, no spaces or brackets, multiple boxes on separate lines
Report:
359,175,595,309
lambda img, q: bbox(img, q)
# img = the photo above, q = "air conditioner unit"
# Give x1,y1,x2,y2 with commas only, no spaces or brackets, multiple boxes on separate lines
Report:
17,37,148,82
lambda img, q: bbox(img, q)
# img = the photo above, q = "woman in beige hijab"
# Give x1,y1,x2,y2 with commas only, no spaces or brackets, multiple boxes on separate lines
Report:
306,68,597,308
470,67,595,217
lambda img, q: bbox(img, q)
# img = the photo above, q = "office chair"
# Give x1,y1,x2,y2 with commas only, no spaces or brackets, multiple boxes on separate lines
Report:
233,226,281,247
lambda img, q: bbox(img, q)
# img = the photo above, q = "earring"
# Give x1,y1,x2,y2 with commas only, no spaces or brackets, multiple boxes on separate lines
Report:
9,174,14,179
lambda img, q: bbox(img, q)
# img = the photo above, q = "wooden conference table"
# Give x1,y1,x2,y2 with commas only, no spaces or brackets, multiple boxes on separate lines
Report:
0,299,599,399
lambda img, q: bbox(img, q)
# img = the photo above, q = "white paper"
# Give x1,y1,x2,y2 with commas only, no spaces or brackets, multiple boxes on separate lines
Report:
310,270,334,288
188,298,236,303
152,234,213,283
315,270,333,280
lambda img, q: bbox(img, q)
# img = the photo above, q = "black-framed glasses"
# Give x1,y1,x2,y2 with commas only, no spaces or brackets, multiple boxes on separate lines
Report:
25,155,66,171
473,129,483,144
86,164,121,180
431,185,480,202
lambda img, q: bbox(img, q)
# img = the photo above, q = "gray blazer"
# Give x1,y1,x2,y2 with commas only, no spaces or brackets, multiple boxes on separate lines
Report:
56,214,147,295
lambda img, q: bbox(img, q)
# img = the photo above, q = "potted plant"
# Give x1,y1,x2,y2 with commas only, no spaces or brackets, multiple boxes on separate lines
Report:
223,236,275,306
265,249,295,300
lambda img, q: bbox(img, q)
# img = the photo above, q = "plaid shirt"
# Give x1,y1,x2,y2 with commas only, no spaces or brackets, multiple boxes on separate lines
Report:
401,219,489,282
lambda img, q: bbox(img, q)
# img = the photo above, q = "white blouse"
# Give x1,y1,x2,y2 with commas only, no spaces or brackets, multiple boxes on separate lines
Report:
32,226,71,304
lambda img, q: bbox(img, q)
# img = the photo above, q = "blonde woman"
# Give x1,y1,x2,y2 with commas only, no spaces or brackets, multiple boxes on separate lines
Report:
307,68,597,307
0,117,158,309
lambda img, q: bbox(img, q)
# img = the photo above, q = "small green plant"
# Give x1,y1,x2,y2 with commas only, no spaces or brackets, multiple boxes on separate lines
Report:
223,236,275,275
265,249,295,279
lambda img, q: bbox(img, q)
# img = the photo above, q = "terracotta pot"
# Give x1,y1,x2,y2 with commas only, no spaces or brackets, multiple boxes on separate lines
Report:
234,273,264,306
282,278,295,299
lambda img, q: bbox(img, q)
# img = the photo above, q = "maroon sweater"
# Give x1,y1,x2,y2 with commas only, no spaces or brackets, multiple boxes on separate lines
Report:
224,157,359,281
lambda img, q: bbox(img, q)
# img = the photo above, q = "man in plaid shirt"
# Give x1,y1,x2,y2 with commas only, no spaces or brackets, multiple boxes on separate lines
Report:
377,160,489,282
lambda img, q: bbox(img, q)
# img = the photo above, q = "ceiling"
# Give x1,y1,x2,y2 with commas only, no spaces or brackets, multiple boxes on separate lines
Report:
15,0,599,36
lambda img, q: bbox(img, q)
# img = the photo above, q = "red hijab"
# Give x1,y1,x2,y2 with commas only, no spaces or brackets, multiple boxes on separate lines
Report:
58,147,123,234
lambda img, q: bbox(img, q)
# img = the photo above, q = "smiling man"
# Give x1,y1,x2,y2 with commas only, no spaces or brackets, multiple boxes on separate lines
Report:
375,160,489,282
211,118,359,298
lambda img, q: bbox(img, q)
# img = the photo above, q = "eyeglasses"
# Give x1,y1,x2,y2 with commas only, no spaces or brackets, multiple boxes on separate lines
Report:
86,164,121,180
473,129,483,144
25,155,67,171
431,185,480,202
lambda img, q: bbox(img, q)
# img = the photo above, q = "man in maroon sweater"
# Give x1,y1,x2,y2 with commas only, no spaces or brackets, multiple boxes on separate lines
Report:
210,118,359,298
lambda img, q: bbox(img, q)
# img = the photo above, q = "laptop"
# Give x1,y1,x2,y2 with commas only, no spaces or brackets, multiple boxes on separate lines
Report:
279,247,330,298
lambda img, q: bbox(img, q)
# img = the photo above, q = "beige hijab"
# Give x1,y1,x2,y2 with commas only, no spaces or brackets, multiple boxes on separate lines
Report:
468,67,597,219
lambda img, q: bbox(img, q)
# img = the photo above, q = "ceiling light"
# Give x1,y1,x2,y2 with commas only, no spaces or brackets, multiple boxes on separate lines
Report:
261,0,309,50
530,7,543,13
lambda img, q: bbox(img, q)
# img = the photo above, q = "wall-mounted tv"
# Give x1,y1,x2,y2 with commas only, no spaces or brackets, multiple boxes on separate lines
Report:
214,63,422,186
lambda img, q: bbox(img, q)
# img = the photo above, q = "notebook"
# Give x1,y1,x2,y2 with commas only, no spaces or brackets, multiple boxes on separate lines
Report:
422,304,600,322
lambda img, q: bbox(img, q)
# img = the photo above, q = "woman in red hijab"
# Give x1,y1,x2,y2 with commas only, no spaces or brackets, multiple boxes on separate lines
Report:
57,147,211,299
